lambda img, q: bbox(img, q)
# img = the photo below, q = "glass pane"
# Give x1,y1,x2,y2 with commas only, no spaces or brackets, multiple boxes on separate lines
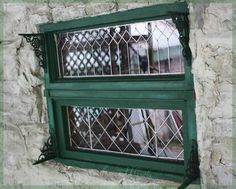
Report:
67,106,184,160
56,19,184,78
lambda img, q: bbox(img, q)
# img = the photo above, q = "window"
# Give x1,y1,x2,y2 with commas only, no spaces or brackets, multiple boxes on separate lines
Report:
56,19,184,78
22,2,199,186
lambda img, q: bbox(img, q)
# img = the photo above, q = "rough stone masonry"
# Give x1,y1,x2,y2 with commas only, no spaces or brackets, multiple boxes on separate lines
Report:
2,1,234,188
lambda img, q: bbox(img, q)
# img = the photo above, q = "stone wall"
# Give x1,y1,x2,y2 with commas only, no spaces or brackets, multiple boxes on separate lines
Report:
190,3,233,188
2,1,234,188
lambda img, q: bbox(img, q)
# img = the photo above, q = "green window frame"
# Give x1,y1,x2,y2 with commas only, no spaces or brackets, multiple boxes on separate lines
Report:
21,2,199,187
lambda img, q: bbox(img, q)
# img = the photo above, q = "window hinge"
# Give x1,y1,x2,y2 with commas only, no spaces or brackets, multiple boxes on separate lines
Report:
19,33,47,72
33,129,57,165
169,11,192,66
178,139,200,189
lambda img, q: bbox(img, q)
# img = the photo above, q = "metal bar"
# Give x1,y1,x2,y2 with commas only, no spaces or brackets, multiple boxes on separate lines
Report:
147,22,153,74
87,107,93,149
67,107,72,147
117,45,121,75
100,45,104,75
126,43,131,74
170,110,183,142
157,43,161,74
167,38,171,73
55,34,62,78
154,110,158,157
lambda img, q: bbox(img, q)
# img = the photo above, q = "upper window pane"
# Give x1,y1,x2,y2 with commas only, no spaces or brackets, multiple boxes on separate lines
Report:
56,19,184,78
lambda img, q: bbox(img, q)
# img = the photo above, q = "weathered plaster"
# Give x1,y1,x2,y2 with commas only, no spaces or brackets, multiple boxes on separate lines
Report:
2,1,234,188
190,3,233,188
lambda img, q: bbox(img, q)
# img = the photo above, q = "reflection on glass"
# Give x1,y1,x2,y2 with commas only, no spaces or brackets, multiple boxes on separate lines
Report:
57,19,184,78
67,106,184,160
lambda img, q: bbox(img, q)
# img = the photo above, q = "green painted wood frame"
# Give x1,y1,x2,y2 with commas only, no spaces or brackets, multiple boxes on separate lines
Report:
39,2,198,183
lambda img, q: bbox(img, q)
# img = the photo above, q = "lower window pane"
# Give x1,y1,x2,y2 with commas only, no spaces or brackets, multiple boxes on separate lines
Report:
66,106,184,160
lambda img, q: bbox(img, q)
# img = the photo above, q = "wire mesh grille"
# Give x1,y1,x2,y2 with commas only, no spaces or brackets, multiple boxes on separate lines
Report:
67,106,184,160
56,19,184,78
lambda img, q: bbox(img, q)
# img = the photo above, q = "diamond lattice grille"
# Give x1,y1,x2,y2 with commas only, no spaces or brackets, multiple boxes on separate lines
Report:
57,19,184,78
67,106,184,160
